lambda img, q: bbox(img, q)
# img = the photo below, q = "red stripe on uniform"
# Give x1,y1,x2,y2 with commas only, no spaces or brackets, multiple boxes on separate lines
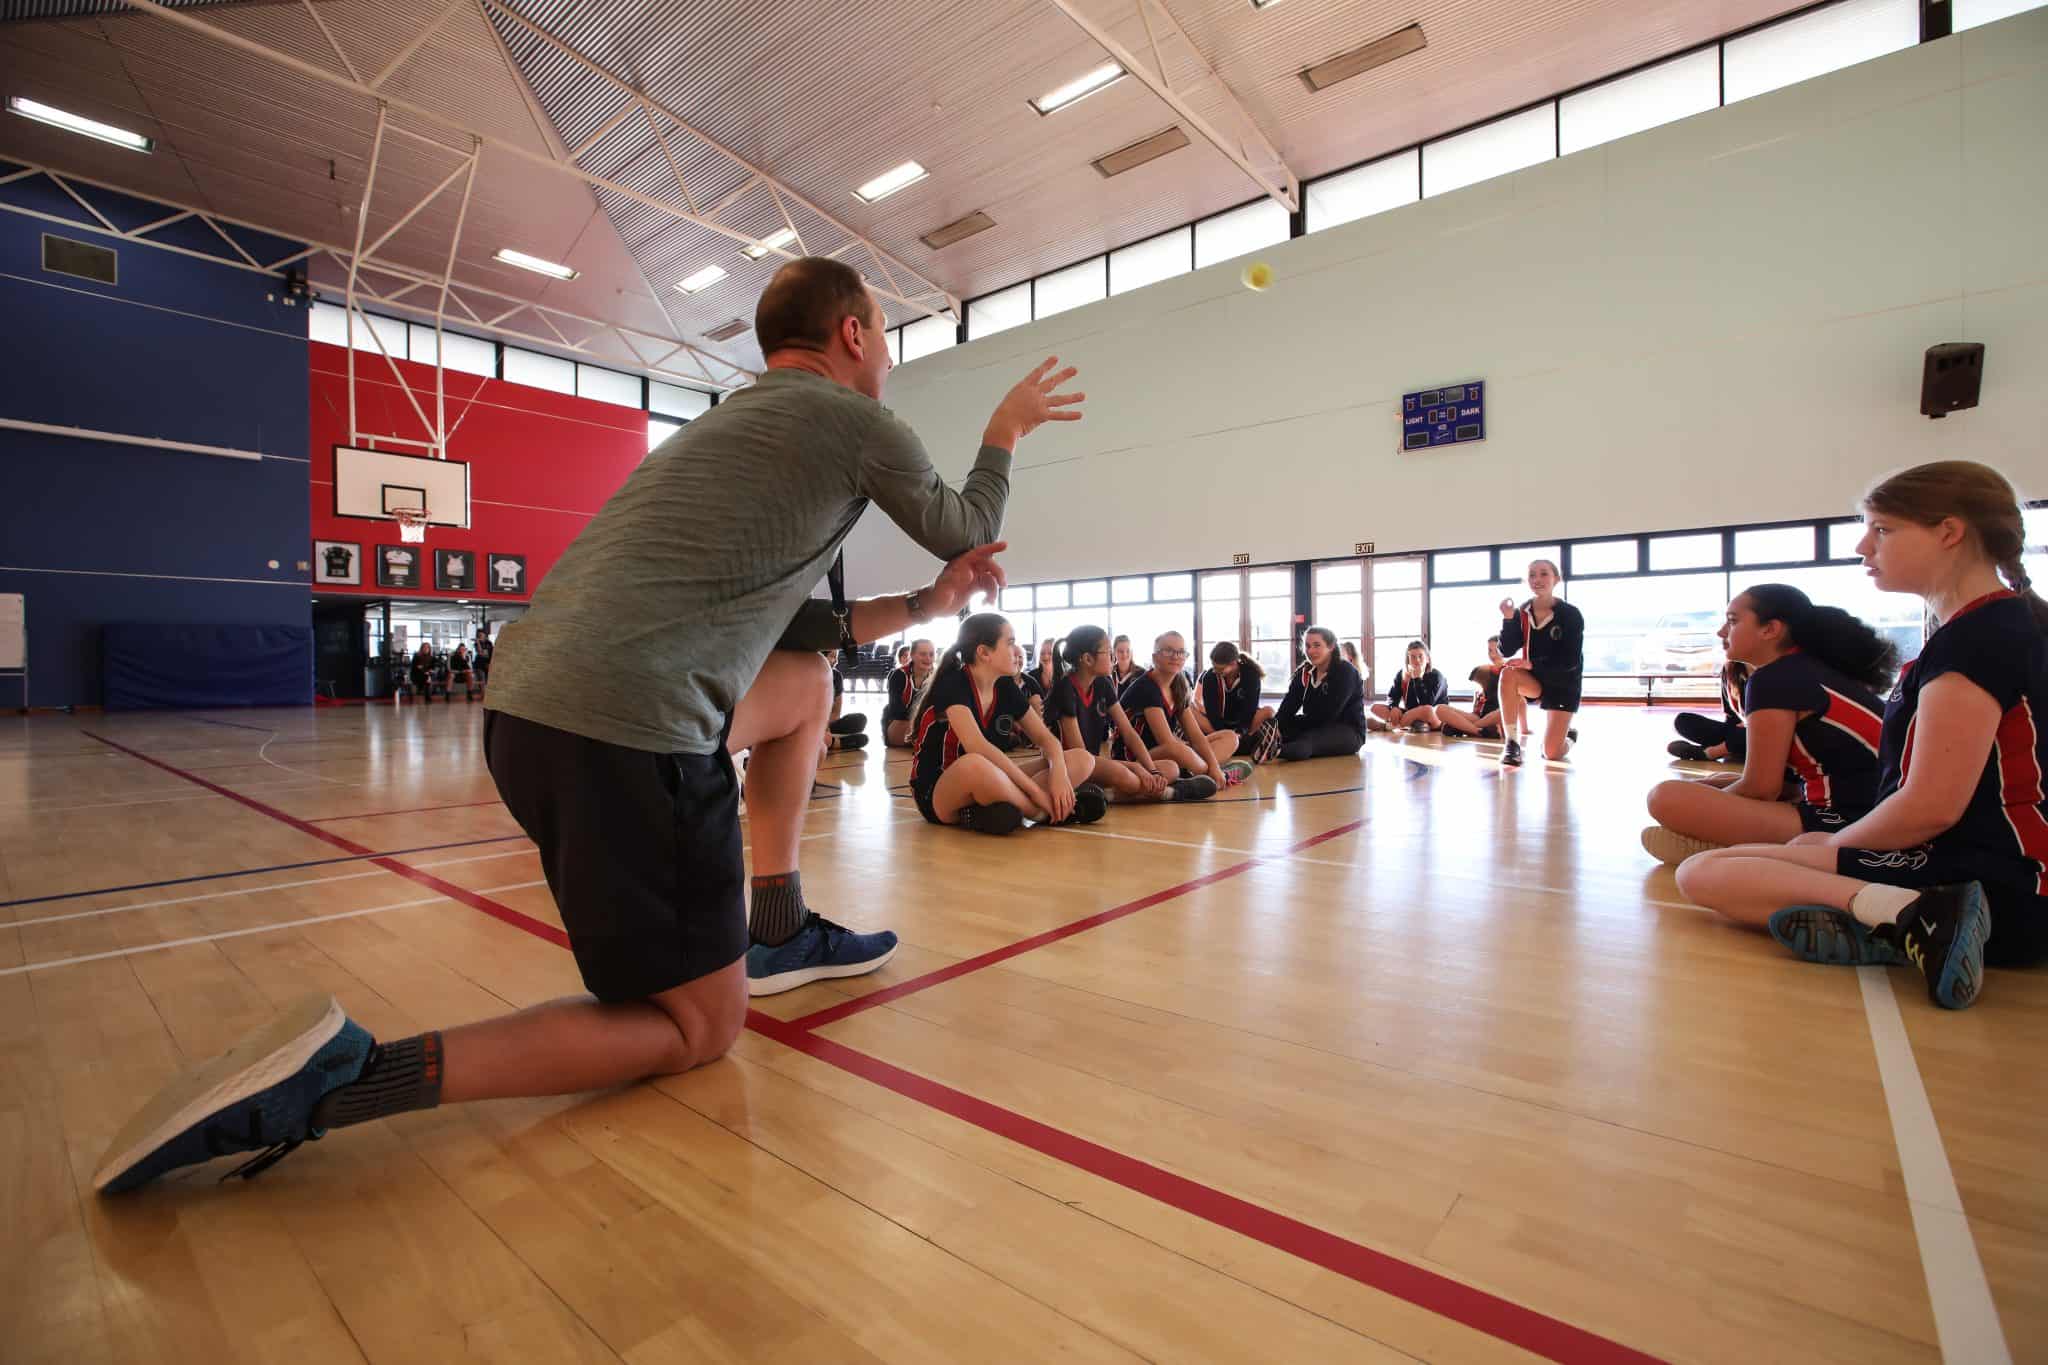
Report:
1818,686,1884,753
1993,700,2048,896
1786,734,1828,806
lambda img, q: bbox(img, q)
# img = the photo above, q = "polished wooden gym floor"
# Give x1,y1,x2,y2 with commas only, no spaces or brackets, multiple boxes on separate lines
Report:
2,700,2041,1363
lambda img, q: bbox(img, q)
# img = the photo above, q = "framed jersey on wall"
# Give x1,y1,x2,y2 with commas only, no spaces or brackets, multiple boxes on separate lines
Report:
434,548,477,593
312,540,361,585
486,553,527,595
375,544,420,589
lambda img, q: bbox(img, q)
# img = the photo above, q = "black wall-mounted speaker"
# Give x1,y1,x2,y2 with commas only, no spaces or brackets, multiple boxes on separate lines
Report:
1920,342,1984,419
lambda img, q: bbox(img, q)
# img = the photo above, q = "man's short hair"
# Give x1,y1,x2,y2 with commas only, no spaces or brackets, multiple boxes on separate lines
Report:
755,257,874,355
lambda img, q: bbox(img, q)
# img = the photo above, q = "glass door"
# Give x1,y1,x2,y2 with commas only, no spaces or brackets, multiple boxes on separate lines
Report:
1369,555,1427,693
1312,560,1366,676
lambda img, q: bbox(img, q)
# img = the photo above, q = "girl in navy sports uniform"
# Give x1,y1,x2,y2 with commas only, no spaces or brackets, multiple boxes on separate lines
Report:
908,614,1106,834
1436,638,1507,739
1669,661,1750,763
1050,626,1217,803
1264,626,1367,762
1370,640,1449,732
1676,461,2048,1010
1496,559,1584,766
1022,638,1061,708
1192,641,1274,766
1109,635,1141,694
1115,631,1238,780
1642,584,1893,864
882,638,933,748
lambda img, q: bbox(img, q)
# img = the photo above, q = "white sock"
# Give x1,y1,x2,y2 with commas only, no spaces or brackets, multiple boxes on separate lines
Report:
1848,883,1919,930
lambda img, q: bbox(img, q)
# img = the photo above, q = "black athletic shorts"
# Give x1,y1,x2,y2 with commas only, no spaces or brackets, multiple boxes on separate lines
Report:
1534,669,1582,713
1834,846,2048,968
1798,803,1865,834
881,702,910,725
911,781,944,826
483,709,747,1001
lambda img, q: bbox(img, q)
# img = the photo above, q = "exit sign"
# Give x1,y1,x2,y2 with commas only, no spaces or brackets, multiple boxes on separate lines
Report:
1355,541,1374,555
1231,552,1250,566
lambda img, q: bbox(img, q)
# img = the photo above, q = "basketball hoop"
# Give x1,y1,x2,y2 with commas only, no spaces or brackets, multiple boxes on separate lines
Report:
392,508,431,544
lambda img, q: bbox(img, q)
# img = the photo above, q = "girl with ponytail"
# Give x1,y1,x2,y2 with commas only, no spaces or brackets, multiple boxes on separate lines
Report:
907,613,1107,834
1048,627,1219,803
1191,641,1273,772
1676,461,2048,1011
1641,584,1893,863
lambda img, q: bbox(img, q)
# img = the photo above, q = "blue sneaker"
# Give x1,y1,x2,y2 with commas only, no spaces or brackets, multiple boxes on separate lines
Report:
93,995,371,1194
1894,883,1990,1011
1768,906,1906,966
747,912,898,997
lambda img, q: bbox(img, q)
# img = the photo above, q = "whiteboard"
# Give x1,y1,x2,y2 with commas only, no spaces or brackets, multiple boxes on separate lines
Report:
0,593,21,671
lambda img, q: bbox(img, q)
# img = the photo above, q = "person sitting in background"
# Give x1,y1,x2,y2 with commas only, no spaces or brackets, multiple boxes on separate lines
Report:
1192,642,1272,770
1370,640,1448,732
1436,638,1507,740
822,649,869,752
472,630,494,682
1669,661,1749,763
883,638,933,747
1109,635,1141,693
409,643,435,699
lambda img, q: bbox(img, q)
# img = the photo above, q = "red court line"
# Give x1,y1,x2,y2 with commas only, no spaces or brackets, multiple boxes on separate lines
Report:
308,798,506,823
747,1013,1661,1365
83,733,568,948
785,818,1366,1033
84,730,1658,1362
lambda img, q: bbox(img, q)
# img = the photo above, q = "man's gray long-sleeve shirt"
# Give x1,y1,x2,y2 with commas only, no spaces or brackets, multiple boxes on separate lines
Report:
485,367,1010,754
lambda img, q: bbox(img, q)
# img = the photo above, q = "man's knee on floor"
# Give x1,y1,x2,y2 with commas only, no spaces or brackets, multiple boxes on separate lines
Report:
649,972,747,1074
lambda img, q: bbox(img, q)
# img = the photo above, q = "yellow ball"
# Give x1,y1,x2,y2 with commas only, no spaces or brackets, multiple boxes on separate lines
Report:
1241,261,1273,291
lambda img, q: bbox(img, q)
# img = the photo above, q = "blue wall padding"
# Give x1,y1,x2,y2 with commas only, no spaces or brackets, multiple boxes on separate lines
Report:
102,624,312,709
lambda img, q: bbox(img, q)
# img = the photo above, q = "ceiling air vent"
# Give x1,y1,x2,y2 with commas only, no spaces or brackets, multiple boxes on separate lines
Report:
920,210,995,250
42,232,116,284
1092,127,1190,178
703,318,750,342
1301,24,1427,92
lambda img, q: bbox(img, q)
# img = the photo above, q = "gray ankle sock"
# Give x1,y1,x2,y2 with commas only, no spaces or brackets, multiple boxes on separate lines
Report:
749,871,807,946
310,1032,443,1130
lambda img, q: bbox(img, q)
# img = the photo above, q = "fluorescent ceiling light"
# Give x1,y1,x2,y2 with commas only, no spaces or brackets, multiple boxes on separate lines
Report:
1092,127,1190,178
703,318,751,342
920,210,996,250
7,96,151,152
1031,62,1125,115
740,227,799,260
1301,24,1427,92
676,264,728,294
854,160,928,203
493,248,578,280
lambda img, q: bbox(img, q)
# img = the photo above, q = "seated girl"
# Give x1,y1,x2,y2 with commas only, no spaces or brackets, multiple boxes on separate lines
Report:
908,613,1107,835
1259,626,1367,762
1673,460,2047,1011
1369,640,1449,731
1641,586,1892,864
1669,661,1750,763
882,638,934,748
1436,638,1506,739
1114,631,1237,780
1192,642,1271,777
1051,627,1216,802
1109,635,1141,694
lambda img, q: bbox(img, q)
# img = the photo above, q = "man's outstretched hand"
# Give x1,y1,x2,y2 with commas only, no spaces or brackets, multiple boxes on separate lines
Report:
922,541,1008,618
984,357,1085,451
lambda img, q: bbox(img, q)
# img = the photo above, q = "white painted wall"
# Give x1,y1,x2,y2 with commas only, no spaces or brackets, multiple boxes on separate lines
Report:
844,12,2046,595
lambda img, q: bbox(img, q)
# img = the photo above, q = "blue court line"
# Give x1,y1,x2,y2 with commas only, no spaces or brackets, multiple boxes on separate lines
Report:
0,832,533,910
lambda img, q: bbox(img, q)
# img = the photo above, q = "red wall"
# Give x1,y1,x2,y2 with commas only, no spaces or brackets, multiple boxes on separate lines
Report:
309,341,648,601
